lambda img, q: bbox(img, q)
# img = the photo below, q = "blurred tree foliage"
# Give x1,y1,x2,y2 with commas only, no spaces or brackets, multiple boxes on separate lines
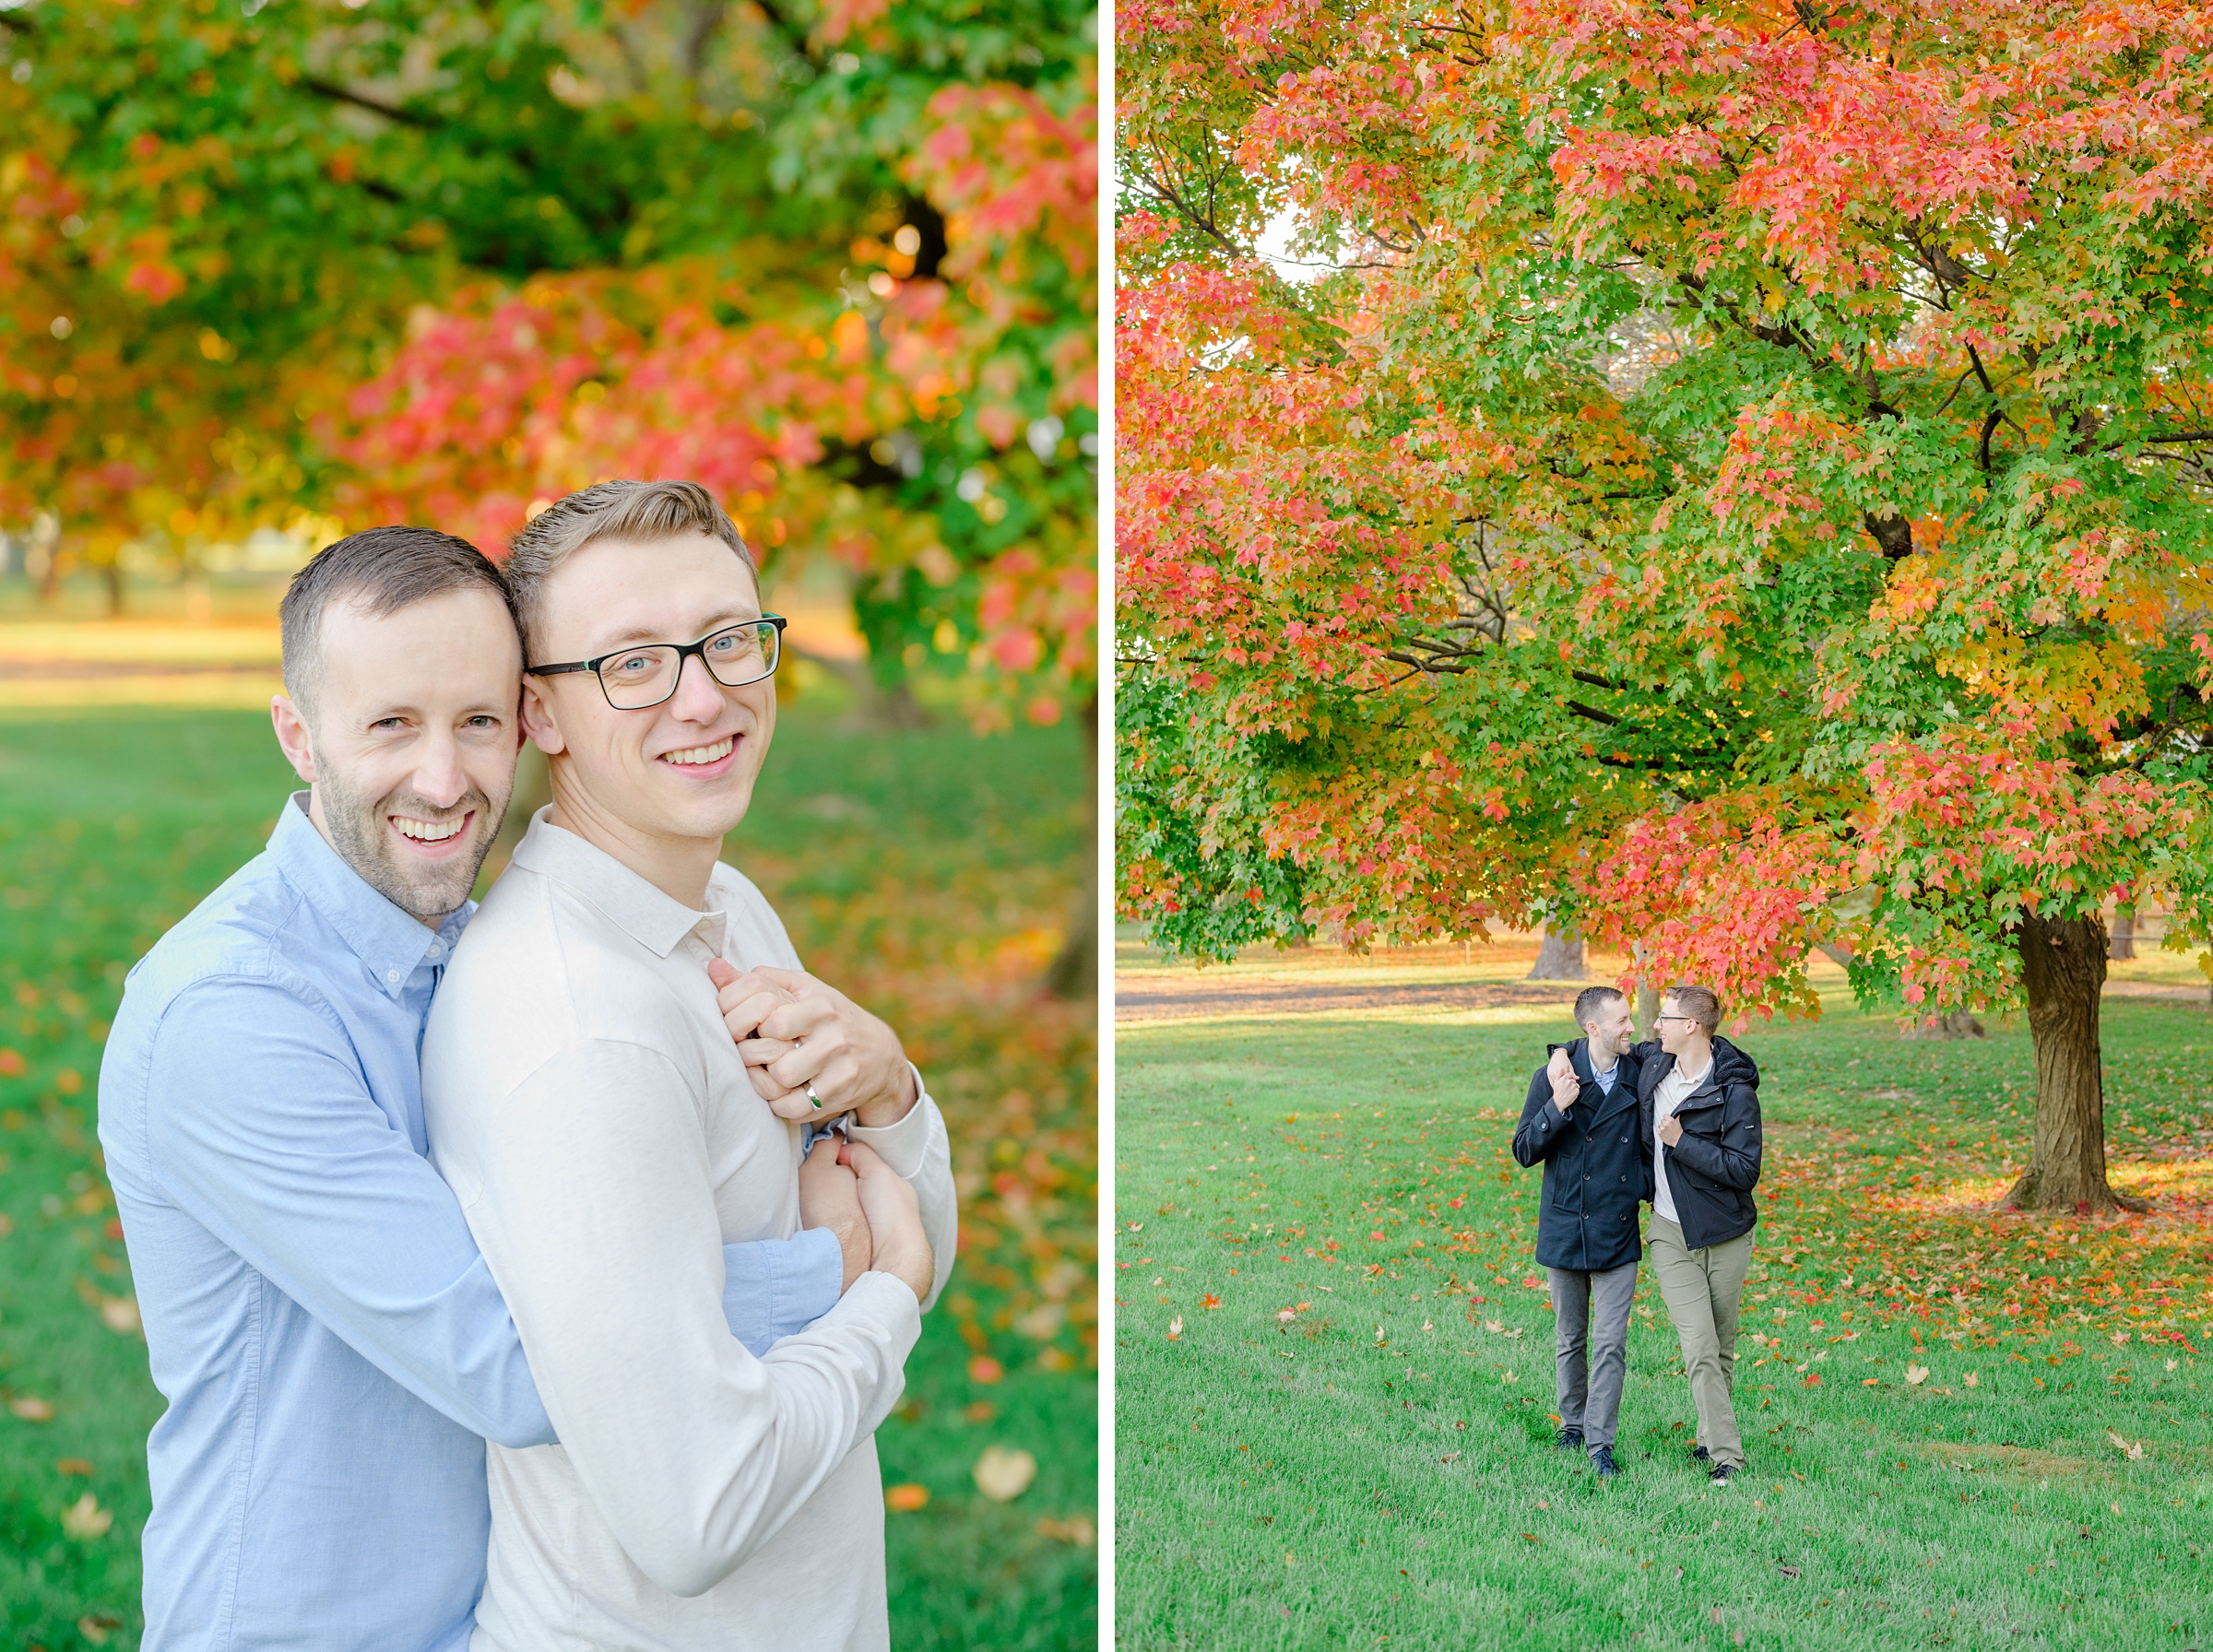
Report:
0,0,1095,723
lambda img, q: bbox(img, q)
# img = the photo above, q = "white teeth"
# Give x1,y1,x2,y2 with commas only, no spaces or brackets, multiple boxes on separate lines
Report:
661,737,735,766
395,816,467,843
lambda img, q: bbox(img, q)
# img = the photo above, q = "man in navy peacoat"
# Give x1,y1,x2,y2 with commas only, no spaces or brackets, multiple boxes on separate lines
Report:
1512,985,1648,1477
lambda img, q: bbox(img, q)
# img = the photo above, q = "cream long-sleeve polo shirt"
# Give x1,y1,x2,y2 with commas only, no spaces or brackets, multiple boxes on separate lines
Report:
420,812,956,1652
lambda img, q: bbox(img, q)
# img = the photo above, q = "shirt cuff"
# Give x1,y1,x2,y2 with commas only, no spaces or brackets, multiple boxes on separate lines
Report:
776,1226,845,1326
725,1228,843,1357
848,1063,934,1179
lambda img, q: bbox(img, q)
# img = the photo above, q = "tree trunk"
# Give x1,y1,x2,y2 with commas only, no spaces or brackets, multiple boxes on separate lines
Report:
1526,927,1586,981
1900,1009,1985,1040
2108,905,2136,961
2004,909,2142,1214
1633,941,1660,1039
1042,693,1097,1000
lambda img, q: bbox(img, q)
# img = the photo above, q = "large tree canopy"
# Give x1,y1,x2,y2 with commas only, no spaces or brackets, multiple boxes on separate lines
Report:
1116,0,2213,1209
1,0,1095,723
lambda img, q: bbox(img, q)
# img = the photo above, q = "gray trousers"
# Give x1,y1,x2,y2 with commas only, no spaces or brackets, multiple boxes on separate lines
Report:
1546,1259,1638,1450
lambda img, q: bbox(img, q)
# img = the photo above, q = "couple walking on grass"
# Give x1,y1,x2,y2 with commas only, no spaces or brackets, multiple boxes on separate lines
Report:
1511,983,1764,1483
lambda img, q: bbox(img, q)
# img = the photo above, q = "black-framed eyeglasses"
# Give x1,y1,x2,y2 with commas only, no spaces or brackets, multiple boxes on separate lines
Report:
527,618,787,710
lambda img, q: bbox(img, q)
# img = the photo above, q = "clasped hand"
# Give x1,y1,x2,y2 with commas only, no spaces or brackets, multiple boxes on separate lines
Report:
797,1135,934,1304
706,958,918,1128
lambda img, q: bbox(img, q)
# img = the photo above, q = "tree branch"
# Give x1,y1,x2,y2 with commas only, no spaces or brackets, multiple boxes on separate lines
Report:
298,77,444,132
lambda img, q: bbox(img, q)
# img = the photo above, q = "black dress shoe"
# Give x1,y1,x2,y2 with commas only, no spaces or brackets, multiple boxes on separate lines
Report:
1590,1445,1619,1479
1710,1462,1739,1485
1690,1444,1710,1462
1555,1426,1585,1452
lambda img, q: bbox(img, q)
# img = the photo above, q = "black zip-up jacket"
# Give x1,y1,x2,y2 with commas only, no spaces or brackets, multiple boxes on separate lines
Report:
1511,1037,1647,1272
1635,1034,1762,1250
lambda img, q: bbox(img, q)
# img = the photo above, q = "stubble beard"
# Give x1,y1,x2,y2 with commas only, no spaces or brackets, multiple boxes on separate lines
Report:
316,758,503,921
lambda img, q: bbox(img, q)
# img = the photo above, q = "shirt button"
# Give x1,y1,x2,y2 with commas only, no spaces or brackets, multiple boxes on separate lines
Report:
385,968,402,985
427,941,444,959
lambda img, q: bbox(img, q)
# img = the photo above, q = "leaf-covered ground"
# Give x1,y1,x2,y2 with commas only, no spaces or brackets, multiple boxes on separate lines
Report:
1115,985,2213,1650
0,703,1095,1650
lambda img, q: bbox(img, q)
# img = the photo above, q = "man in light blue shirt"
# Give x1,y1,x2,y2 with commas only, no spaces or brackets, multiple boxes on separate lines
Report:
98,526,858,1651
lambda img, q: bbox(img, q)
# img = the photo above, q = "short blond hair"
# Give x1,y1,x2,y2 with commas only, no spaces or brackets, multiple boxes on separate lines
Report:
505,479,756,655
1663,984,1722,1034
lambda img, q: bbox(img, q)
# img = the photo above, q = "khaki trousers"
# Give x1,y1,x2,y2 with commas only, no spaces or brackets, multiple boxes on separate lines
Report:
1646,1215,1754,1470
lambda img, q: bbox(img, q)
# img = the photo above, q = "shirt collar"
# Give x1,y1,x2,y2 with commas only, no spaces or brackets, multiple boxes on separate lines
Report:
509,807,728,959
269,794,466,998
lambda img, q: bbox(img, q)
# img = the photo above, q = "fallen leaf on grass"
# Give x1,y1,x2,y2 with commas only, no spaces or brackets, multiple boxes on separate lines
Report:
2105,1431,2144,1462
884,1483,929,1513
1276,1308,1296,1325
77,1614,122,1646
1906,1363,1929,1386
1036,1516,1094,1546
1778,1564,1800,1578
1964,1372,1979,1389
1201,1293,1221,1311
1166,1317,1183,1340
973,1445,1038,1502
99,1296,140,1336
61,1493,111,1540
968,1356,1004,1385
1439,1452,1460,1464
55,1457,92,1477
10,1396,53,1422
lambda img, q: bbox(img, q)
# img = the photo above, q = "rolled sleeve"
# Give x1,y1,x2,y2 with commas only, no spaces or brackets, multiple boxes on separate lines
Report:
728,1228,842,1354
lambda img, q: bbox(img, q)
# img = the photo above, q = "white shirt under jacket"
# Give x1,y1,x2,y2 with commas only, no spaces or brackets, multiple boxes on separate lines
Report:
1651,1057,1710,1228
420,812,956,1652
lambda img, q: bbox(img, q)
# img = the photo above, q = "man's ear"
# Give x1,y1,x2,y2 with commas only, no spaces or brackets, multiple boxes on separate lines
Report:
520,675,566,756
270,694,317,785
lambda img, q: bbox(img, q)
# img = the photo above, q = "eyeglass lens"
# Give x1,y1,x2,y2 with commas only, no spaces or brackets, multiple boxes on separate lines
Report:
598,623,779,709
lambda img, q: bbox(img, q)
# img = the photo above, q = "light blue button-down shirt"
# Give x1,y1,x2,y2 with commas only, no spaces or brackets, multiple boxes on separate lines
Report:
98,796,841,1652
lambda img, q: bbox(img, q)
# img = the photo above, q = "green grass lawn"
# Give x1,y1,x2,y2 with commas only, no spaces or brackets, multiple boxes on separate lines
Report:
1115,997,2213,1650
0,702,1095,1650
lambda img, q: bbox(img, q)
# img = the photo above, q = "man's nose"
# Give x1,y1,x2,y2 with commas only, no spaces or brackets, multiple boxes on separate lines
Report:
667,653,727,721
412,727,468,808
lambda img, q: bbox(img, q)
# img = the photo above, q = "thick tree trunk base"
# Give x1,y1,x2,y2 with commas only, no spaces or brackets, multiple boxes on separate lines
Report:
2002,908,2140,1216
1900,1010,1985,1040
1526,928,1586,982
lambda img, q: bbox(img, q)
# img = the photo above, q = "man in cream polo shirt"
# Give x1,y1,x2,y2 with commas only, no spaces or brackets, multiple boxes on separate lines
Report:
420,479,956,1650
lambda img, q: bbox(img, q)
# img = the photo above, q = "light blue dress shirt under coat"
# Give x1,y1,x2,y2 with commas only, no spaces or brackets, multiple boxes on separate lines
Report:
97,796,840,1652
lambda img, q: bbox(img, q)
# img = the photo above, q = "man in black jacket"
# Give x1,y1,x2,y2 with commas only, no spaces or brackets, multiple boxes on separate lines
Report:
1512,985,1645,1479
1547,983,1762,1483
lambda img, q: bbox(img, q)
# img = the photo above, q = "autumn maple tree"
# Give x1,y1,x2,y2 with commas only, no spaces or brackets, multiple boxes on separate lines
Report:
1117,0,2213,1211
0,0,1095,727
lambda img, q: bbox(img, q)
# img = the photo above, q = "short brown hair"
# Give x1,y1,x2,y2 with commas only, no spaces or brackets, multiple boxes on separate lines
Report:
1573,985,1627,1030
1663,984,1722,1034
503,479,757,655
280,525,515,717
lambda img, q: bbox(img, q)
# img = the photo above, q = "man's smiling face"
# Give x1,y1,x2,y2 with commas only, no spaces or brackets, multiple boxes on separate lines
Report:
281,585,523,921
522,529,776,849
1583,992,1637,1058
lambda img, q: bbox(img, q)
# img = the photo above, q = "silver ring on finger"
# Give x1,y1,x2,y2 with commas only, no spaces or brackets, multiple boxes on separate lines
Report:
807,1083,822,1111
